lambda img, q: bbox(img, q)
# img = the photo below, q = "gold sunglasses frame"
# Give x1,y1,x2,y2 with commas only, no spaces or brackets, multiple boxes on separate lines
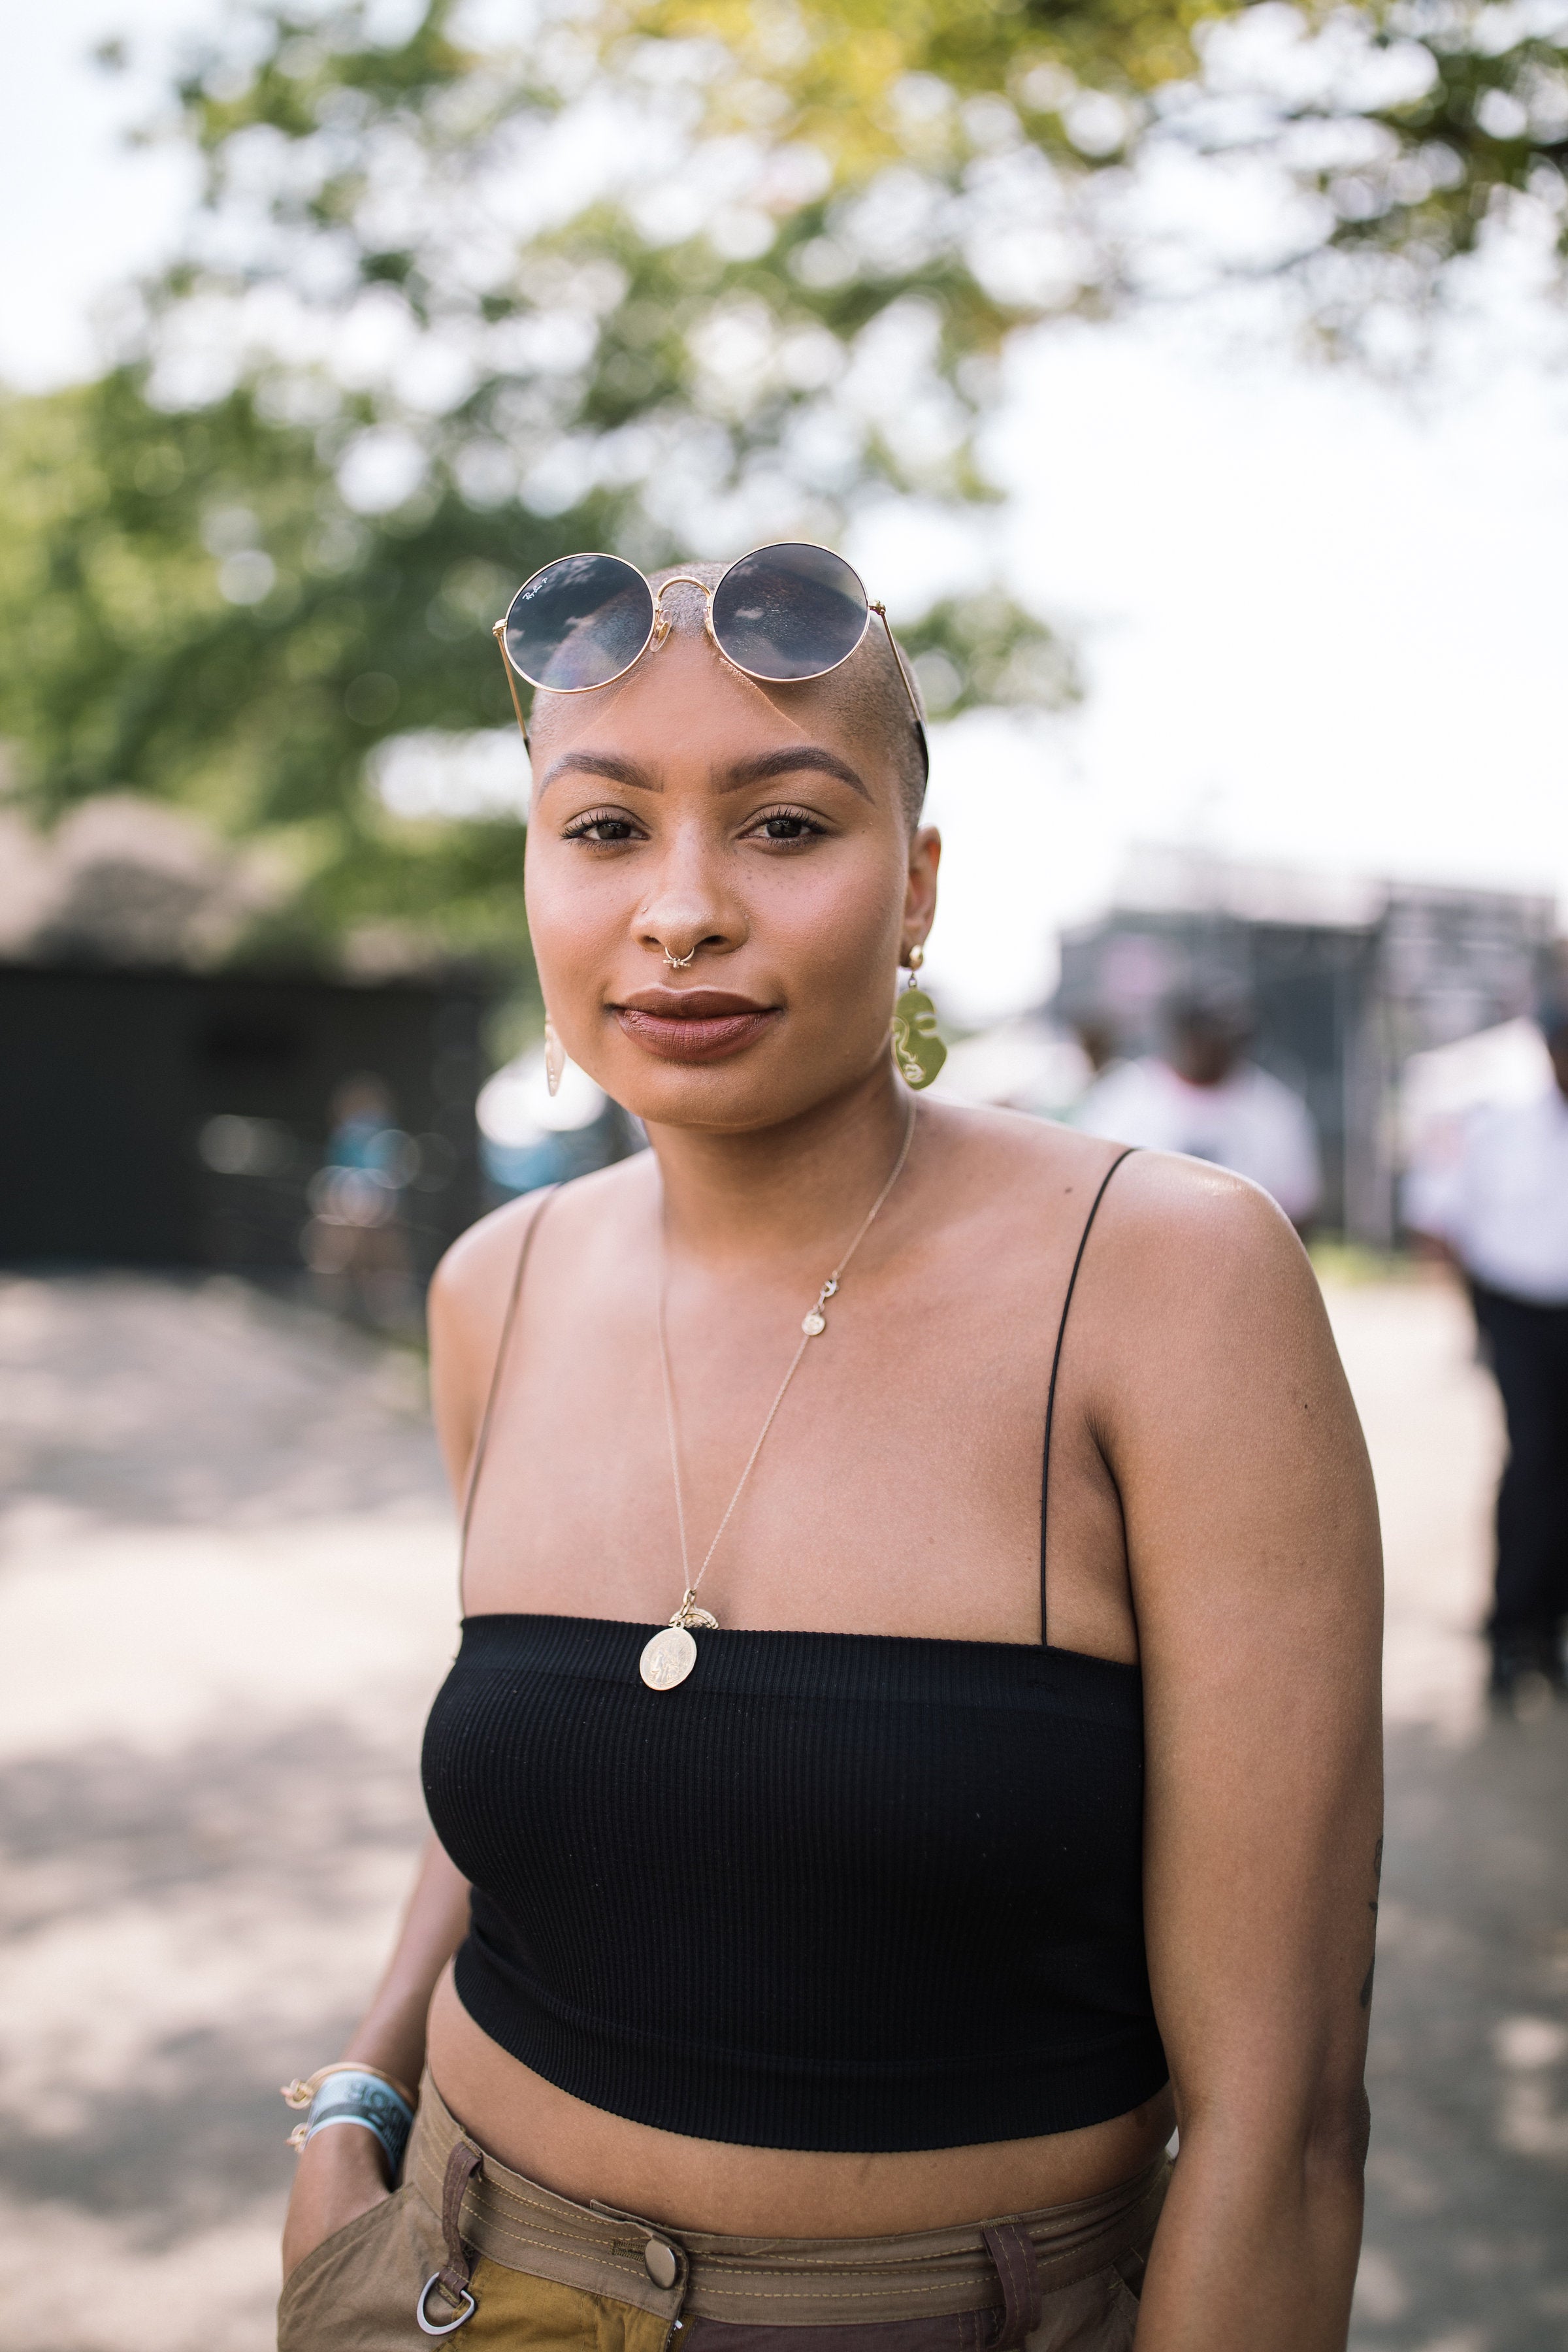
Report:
490,542,926,772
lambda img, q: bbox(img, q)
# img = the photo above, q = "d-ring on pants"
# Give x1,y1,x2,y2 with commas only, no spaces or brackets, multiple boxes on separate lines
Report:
278,2074,1169,2352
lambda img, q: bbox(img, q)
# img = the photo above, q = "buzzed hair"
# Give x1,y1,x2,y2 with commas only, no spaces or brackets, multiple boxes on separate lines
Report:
531,559,928,828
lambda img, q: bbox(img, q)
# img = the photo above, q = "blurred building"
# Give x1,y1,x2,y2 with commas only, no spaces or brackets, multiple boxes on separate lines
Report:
1051,849,1557,1243
0,792,500,1291
0,962,488,1288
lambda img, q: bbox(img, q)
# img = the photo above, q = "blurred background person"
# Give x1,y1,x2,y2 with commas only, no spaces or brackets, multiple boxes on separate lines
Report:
1070,1011,1124,1084
1074,985,1322,1229
1404,999,1568,1706
302,1073,416,1333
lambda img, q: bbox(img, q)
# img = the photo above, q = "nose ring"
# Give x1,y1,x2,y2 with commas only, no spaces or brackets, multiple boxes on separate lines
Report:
663,946,696,969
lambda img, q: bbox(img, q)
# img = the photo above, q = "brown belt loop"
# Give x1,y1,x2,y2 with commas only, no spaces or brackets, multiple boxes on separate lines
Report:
981,2224,1043,2351
416,2139,483,2335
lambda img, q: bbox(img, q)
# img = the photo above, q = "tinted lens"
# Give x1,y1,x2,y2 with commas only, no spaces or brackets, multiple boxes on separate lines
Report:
710,543,868,682
503,553,655,691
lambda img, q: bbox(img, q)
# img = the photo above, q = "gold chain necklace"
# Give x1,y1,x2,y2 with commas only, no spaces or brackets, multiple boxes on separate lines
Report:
640,1105,918,1693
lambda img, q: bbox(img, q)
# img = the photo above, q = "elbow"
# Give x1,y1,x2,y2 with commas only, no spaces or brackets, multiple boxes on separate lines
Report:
1303,2080,1371,2196
1176,2071,1371,2200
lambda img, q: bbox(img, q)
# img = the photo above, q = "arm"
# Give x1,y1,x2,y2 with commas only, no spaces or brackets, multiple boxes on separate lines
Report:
281,1839,470,2275
282,1196,543,2278
1096,1163,1382,2349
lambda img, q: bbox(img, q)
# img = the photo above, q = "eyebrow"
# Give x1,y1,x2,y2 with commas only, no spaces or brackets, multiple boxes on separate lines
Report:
535,744,872,802
721,747,871,801
535,751,651,798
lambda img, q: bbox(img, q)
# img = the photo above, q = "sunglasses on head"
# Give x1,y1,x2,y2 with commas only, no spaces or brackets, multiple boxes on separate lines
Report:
491,541,928,780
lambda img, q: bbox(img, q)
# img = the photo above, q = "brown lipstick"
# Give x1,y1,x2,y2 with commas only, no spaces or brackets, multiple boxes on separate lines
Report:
613,987,779,1063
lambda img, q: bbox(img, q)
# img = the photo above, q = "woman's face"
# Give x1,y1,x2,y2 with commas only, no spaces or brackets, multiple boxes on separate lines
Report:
523,610,939,1134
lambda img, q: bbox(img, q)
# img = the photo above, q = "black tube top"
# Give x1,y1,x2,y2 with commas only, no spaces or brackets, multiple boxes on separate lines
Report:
421,1149,1166,2151
421,1612,1166,2151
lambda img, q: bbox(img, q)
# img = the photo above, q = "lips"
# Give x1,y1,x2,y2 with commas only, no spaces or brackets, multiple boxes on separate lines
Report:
613,987,779,1064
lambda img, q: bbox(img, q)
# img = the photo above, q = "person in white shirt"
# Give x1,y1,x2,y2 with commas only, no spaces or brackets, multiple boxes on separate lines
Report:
1404,1002,1568,1703
1075,988,1322,1230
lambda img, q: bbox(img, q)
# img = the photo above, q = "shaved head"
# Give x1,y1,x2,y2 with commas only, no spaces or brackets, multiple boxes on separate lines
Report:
529,558,928,828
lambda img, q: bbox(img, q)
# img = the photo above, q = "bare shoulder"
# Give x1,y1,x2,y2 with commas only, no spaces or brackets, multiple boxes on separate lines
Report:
430,1152,649,1349
925,1098,1141,1211
431,1190,544,1324
932,1102,1282,1254
1075,1151,1377,1574
427,1155,651,1485
938,1105,1329,1386
1089,1145,1332,1374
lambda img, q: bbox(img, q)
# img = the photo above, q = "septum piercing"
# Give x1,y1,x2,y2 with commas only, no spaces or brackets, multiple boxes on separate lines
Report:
663,946,696,969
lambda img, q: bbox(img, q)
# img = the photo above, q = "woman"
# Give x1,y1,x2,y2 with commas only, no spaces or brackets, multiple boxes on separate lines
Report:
279,547,1382,2350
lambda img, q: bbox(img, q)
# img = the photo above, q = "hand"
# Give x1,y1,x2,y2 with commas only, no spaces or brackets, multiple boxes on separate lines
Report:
282,2123,392,2281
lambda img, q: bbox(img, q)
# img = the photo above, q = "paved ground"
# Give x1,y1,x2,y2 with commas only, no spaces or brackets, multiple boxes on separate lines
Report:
0,1269,1563,2350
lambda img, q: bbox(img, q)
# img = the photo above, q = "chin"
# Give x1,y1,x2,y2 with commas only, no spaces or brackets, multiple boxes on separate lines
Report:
596,1038,872,1135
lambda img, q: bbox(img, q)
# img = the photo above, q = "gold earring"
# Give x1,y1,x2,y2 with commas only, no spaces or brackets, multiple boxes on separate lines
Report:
543,1017,566,1099
891,943,945,1090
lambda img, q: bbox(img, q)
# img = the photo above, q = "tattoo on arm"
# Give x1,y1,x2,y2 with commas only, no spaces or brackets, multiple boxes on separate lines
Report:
1358,1835,1382,2010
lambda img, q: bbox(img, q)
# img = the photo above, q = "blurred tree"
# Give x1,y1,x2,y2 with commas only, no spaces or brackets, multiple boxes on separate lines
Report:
4,0,1561,971
0,0,1075,973
638,0,1568,326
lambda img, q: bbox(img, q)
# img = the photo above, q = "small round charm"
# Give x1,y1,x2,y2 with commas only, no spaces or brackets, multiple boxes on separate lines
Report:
640,1625,698,1691
801,1310,826,1336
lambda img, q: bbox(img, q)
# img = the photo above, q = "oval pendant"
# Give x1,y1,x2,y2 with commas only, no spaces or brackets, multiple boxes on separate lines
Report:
801,1310,826,1336
640,1625,698,1691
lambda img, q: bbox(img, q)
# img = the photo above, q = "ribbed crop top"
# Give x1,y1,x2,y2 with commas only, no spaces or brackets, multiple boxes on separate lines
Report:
421,1150,1168,2153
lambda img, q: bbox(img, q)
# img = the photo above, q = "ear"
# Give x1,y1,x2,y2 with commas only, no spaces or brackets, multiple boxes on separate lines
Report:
903,825,941,949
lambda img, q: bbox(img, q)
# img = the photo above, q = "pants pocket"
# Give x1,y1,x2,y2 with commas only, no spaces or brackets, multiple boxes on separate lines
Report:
278,2182,442,2351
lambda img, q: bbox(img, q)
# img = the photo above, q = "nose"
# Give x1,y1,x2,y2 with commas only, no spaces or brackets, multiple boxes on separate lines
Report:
636,840,743,968
640,910,732,965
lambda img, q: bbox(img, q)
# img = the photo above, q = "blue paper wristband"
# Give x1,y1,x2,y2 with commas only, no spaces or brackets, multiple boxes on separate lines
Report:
301,2070,415,2182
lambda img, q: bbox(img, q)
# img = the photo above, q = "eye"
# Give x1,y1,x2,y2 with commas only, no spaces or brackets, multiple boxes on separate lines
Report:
747,805,826,845
563,808,642,845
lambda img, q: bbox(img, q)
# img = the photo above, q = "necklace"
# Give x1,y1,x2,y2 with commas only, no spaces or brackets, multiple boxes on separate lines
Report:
640,1104,918,1693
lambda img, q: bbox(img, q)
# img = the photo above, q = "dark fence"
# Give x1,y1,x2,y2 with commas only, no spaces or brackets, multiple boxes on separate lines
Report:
0,962,489,1284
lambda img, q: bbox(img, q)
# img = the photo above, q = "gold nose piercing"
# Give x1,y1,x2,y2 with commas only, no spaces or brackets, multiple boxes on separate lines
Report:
663,946,696,969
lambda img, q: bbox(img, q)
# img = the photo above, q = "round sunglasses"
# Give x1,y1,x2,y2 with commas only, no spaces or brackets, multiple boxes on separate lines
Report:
491,542,928,779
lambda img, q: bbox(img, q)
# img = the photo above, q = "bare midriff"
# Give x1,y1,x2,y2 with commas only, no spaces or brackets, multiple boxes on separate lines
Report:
425,1967,1175,2237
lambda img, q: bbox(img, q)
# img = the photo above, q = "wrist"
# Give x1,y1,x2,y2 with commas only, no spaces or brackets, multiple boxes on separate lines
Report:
284,2057,417,2111
284,2065,416,2184
298,2117,391,2183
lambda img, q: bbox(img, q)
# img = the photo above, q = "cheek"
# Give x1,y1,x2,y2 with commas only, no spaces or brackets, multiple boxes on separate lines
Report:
777,853,898,973
754,842,906,1046
523,837,625,988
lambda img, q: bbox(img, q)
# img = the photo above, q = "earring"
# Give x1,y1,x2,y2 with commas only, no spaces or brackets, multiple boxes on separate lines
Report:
543,1016,566,1099
891,943,946,1090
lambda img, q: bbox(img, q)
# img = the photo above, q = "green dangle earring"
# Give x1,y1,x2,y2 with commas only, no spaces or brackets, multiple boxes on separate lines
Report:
890,943,946,1090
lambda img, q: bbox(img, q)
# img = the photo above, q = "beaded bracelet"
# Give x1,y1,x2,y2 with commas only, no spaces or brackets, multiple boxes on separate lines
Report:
282,2064,417,2183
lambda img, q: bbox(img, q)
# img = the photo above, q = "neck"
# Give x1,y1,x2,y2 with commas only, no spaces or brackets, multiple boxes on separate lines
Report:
644,1066,914,1271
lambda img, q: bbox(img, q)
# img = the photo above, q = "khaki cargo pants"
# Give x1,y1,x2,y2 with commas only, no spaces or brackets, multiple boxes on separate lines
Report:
278,2075,1167,2352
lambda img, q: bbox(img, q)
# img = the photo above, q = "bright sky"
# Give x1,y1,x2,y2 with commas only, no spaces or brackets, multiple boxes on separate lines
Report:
9,0,1568,1021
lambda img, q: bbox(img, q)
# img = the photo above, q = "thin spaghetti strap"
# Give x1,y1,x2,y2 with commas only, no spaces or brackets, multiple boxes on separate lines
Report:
1039,1148,1135,1644
457,1186,559,1600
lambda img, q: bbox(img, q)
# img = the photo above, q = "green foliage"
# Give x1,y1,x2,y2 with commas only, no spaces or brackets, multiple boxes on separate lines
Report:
1,0,1082,970
622,0,1233,169
638,0,1568,303
3,0,1563,975
1271,3,1568,282
0,368,547,968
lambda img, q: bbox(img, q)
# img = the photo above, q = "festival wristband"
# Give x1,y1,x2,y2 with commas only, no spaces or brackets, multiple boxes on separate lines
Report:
283,2065,416,2183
